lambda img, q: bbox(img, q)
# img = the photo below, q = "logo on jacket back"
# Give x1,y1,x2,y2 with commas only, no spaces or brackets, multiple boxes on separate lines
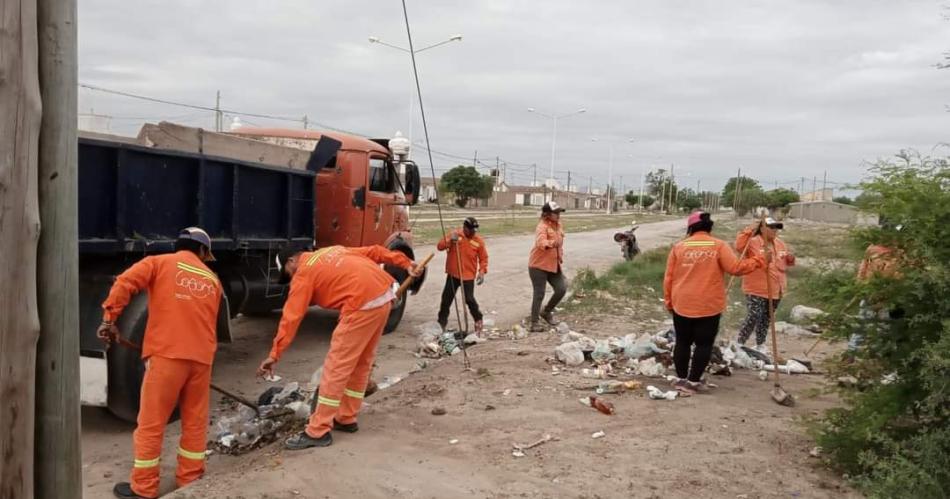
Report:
175,262,219,300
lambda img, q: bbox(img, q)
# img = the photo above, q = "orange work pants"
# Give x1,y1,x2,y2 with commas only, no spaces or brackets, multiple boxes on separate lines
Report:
306,302,391,438
131,355,211,498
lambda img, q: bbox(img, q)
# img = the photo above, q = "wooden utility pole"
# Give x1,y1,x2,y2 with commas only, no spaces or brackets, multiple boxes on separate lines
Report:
36,0,82,495
1,1,43,496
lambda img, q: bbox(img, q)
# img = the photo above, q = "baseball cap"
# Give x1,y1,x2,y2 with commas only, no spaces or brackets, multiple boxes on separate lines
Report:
463,217,479,230
275,247,302,284
764,217,784,229
178,227,216,261
686,211,707,227
542,201,566,213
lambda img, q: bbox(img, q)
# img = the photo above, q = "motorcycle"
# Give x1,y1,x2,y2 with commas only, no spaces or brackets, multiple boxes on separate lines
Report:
614,222,641,261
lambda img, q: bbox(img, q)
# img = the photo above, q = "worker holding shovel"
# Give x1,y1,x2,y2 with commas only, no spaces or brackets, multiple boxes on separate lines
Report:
735,218,795,354
663,212,765,395
97,227,221,499
436,217,489,334
258,245,423,450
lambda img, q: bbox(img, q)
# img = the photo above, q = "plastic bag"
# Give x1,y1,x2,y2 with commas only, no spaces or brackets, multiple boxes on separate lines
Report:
624,333,664,359
636,357,665,377
591,340,614,364
555,342,585,366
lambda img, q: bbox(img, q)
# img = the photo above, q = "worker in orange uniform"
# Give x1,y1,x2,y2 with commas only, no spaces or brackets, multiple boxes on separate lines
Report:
735,218,795,353
257,245,421,450
849,221,905,351
436,217,489,334
528,201,567,332
663,212,764,395
97,227,221,499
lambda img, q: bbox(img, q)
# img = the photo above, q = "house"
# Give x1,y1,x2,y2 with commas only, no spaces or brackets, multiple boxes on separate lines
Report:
788,200,877,225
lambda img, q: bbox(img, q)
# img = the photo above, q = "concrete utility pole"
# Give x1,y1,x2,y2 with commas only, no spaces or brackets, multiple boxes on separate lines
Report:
822,170,828,200
1,1,42,496
302,115,308,130
566,170,572,193
214,90,222,132
36,0,82,495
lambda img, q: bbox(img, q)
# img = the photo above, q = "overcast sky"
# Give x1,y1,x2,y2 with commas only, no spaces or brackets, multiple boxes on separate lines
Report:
78,1,949,194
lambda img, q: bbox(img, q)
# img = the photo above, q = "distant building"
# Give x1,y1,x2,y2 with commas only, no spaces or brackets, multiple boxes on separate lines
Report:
800,188,834,202
788,200,877,225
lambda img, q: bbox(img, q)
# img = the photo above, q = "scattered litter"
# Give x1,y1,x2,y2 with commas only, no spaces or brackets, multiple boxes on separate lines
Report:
583,396,615,415
556,322,571,335
503,389,512,396
758,370,769,381
211,382,311,455
837,375,858,387
763,359,810,374
591,340,615,363
636,357,665,378
555,342,585,366
790,305,825,323
595,380,641,394
647,385,678,401
809,446,823,458
551,366,561,376
449,439,459,445
775,321,820,337
377,374,405,391
512,434,555,456
624,333,667,359
581,366,611,379
263,373,282,383
306,367,322,390
591,431,606,439
741,345,772,365
482,317,496,328
464,333,486,345
431,407,447,416
484,404,496,411
578,397,592,408
512,324,528,339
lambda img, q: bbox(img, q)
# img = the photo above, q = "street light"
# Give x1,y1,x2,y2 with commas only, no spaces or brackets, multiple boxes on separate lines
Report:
368,34,463,145
527,107,587,187
591,137,634,214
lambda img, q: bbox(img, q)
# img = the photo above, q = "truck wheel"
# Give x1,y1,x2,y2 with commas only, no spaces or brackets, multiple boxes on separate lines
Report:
384,295,407,335
106,295,179,423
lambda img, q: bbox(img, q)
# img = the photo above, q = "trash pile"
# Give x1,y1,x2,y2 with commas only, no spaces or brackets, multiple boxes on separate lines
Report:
553,327,674,379
210,382,311,455
416,320,496,358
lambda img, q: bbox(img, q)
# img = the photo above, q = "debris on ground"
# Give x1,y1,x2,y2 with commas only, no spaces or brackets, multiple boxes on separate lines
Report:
595,380,641,394
591,431,606,439
431,407,447,416
211,382,310,455
512,433,555,457
836,375,858,387
758,370,769,381
809,446,823,458
646,385,678,401
763,359,810,374
790,305,826,323
580,396,615,415
555,341,585,366
774,321,821,337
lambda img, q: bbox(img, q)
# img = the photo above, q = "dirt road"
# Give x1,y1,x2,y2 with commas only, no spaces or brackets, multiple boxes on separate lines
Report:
82,219,683,498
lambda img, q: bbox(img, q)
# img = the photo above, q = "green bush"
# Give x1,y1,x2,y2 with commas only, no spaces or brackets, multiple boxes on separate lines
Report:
813,152,950,498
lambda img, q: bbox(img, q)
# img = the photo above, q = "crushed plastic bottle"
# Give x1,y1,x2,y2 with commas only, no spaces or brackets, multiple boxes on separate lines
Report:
589,396,615,415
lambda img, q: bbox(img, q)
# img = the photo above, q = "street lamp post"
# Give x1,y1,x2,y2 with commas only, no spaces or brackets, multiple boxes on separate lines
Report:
527,107,586,192
591,138,634,214
369,34,462,147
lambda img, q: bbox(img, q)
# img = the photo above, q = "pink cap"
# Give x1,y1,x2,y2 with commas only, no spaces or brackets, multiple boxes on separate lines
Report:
687,211,705,227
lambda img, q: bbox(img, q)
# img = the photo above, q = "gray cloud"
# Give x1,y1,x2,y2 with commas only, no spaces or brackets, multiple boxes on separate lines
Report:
79,0,949,193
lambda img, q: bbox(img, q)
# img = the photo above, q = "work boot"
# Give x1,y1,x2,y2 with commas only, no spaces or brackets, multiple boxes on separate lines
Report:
686,380,712,394
333,419,359,433
540,310,558,326
529,321,547,333
113,482,155,499
474,320,484,335
285,431,333,450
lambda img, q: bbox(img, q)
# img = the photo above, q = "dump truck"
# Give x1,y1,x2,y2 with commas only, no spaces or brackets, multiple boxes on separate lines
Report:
79,122,424,421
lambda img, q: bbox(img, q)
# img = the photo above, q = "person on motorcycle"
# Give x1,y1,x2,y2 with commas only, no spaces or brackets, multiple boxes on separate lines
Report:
615,221,641,260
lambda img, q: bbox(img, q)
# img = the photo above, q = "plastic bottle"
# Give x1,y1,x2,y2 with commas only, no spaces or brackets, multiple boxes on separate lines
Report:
589,396,615,415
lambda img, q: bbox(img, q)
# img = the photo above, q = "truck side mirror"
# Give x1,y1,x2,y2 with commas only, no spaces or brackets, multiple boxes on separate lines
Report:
404,163,421,206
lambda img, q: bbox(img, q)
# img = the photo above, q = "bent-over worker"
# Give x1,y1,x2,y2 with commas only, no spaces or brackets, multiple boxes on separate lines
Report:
528,201,567,332
735,218,795,353
258,245,420,450
436,216,489,333
98,227,222,499
663,212,764,395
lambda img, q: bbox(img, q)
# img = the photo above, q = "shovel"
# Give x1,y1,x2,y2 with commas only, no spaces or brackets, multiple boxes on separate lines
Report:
762,227,795,407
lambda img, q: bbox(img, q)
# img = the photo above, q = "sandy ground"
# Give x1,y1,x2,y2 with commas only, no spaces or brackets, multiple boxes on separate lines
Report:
80,218,855,498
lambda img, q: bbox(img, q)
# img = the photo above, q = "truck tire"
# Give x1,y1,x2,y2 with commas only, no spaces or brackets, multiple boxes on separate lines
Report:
384,294,407,334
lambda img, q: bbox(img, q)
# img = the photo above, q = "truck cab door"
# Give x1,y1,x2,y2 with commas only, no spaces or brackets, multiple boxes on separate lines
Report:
362,155,398,245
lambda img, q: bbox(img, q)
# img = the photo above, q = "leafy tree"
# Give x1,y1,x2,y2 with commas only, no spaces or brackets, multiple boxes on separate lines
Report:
814,151,950,497
833,196,854,205
721,176,764,215
765,188,800,209
440,165,494,208
625,192,655,208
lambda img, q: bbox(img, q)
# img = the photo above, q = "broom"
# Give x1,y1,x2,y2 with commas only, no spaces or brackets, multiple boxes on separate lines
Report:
763,230,795,407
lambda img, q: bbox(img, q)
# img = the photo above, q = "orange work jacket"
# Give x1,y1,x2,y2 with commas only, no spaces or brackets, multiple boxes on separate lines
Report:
857,244,901,281
268,245,413,360
735,228,794,299
663,232,763,318
101,251,222,365
437,229,488,280
529,218,564,273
